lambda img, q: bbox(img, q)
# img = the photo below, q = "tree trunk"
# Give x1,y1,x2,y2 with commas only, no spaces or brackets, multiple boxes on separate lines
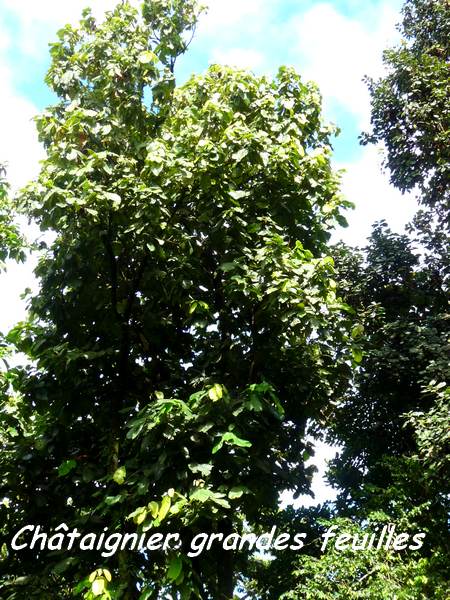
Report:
216,520,234,599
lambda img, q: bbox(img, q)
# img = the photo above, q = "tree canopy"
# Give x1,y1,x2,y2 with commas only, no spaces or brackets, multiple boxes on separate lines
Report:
0,1,355,598
0,0,448,598
362,0,450,230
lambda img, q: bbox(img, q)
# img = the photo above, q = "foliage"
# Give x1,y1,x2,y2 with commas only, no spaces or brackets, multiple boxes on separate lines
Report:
280,516,449,600
362,0,450,229
405,381,450,491
0,1,354,598
327,222,449,509
0,166,26,268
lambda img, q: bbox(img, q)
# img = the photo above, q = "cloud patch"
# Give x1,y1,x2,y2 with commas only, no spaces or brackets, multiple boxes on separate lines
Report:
210,47,265,70
335,145,418,247
291,2,401,127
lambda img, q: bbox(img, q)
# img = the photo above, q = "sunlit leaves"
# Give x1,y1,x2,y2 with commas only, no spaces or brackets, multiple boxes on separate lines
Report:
112,466,126,485
0,1,355,598
211,431,252,454
88,569,112,599
208,383,223,402
158,495,171,521
138,50,158,64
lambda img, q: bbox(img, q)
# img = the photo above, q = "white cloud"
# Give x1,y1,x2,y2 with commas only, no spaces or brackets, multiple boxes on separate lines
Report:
0,0,136,56
195,0,277,71
210,47,264,70
1,0,118,25
291,2,400,127
200,0,274,32
335,145,418,247
0,66,43,192
0,26,9,52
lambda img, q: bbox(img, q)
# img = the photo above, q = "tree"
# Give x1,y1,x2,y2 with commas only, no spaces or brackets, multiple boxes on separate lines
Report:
0,2,354,598
314,2,450,592
0,165,25,268
244,2,450,596
344,0,450,544
362,0,450,230
327,223,449,511
278,515,449,600
245,224,449,599
325,225,449,588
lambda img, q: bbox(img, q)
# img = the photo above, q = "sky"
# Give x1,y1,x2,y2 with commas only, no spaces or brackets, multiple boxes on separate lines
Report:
0,0,417,506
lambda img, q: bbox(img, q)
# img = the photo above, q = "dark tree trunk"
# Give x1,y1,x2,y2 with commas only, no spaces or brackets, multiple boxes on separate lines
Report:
216,520,234,599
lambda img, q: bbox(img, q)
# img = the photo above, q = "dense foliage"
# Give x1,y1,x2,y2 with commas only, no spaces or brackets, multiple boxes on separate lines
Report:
249,0,450,596
0,0,448,598
281,516,448,600
0,1,355,598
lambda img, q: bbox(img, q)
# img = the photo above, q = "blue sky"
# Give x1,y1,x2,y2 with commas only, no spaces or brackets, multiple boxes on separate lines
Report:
0,0,417,506
0,0,417,243
2,0,402,155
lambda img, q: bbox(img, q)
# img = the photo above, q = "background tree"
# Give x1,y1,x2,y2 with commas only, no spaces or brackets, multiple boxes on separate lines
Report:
325,1,449,586
248,0,450,596
0,2,354,599
328,224,448,512
362,0,449,231
246,224,449,599
349,0,449,538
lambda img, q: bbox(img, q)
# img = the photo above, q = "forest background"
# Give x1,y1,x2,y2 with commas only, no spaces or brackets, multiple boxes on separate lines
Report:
0,0,448,598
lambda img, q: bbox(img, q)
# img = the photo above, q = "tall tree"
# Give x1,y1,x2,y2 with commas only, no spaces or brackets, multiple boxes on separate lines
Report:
0,2,353,598
252,2,450,595
353,0,449,522
322,0,449,565
362,0,450,231
300,0,450,593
